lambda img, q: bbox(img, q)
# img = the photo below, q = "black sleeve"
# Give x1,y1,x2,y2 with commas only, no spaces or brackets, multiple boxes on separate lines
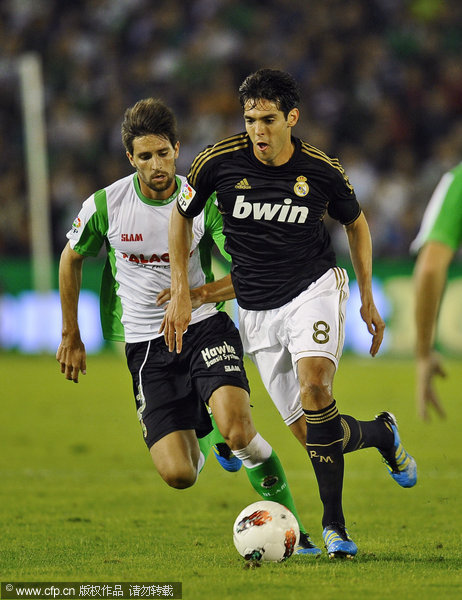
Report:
327,165,361,225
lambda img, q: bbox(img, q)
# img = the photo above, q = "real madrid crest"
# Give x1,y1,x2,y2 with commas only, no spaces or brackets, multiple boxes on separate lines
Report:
294,175,309,197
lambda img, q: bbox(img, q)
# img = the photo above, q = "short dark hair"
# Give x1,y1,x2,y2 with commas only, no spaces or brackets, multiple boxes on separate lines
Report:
238,69,300,117
121,98,178,155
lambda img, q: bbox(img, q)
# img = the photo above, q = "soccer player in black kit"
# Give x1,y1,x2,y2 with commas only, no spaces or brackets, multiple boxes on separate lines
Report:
162,69,417,558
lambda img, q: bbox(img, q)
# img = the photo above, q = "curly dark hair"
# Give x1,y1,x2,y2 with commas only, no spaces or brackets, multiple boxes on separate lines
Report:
238,69,300,117
121,98,178,155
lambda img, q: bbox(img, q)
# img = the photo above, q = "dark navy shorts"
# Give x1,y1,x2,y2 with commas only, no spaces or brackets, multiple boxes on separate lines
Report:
125,312,250,449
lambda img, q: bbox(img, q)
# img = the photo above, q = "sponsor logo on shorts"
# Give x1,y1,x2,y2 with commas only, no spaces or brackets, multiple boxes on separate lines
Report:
201,341,240,368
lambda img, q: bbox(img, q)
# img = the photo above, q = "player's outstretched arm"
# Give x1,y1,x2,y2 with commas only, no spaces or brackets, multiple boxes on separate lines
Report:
56,242,87,383
157,274,234,308
160,205,194,353
345,212,385,357
414,241,453,420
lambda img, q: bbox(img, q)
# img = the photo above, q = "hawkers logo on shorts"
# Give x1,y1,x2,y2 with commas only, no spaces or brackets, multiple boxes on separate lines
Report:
201,341,240,368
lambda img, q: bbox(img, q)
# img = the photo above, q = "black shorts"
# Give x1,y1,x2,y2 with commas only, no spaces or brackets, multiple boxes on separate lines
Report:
125,312,250,449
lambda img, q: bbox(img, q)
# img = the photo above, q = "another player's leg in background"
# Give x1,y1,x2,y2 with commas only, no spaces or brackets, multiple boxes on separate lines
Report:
209,386,321,556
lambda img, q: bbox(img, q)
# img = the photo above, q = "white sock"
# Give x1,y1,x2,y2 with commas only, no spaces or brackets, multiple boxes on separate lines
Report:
232,433,272,469
196,451,206,480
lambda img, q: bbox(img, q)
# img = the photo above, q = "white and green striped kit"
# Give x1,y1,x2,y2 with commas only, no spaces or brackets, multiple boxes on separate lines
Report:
67,173,228,343
411,162,462,254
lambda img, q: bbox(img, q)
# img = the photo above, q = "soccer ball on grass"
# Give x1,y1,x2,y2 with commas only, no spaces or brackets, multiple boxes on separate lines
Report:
232,500,300,563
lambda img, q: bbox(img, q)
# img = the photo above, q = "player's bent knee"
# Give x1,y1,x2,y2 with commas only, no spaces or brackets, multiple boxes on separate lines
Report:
151,448,198,489
149,430,200,488
159,466,197,489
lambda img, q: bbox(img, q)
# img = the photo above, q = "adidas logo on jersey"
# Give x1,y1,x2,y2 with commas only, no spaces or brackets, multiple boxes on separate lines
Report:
235,178,252,189
232,195,309,224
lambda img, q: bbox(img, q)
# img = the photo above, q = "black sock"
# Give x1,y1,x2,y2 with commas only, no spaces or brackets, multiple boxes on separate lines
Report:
304,400,344,528
341,414,394,454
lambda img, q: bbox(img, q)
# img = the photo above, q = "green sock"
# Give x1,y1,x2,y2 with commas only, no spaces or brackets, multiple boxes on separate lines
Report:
197,413,225,463
244,450,307,535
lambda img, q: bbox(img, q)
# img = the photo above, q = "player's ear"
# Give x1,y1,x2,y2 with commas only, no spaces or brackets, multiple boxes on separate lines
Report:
174,141,180,159
287,108,299,128
126,151,135,167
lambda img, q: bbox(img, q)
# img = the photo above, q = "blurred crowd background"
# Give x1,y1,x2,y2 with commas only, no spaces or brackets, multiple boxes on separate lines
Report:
1,0,462,259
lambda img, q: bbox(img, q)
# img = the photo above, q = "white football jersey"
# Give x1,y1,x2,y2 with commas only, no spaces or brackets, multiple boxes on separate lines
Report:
67,173,227,342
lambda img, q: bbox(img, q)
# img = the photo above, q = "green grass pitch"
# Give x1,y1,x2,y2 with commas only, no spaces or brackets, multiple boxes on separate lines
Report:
1,352,461,600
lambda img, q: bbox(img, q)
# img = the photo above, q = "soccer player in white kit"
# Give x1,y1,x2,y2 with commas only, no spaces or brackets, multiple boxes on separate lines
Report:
56,97,320,555
412,161,462,421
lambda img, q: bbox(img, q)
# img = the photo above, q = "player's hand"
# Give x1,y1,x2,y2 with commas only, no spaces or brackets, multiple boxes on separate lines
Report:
159,291,192,353
56,336,87,383
156,288,171,307
156,287,204,309
416,352,447,421
360,300,385,357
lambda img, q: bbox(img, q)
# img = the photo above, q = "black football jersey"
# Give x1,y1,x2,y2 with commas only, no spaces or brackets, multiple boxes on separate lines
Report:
178,133,361,310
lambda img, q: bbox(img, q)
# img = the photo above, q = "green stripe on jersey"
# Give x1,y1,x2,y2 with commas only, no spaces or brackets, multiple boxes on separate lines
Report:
100,244,125,342
73,189,109,257
411,163,462,253
198,195,231,312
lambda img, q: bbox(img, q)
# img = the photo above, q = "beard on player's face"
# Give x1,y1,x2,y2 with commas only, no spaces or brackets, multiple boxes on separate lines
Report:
145,172,174,192
136,167,176,195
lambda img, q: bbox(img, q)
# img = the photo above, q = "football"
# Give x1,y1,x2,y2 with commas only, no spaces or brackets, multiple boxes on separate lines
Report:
232,500,300,562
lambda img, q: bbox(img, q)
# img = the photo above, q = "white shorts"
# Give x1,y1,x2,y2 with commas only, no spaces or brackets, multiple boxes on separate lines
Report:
238,267,349,426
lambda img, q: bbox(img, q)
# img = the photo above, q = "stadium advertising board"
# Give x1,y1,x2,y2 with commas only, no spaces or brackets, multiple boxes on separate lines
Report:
0,259,461,356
